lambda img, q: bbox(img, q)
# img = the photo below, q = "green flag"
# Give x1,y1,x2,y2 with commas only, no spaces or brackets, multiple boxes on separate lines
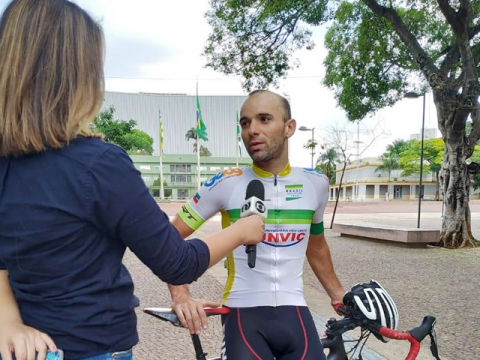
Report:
196,95,207,141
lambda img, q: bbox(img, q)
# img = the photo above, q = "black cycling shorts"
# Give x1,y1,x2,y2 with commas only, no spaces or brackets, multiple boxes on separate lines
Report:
220,306,326,360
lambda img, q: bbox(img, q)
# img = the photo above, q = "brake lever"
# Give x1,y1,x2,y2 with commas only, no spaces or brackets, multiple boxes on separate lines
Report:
429,329,441,360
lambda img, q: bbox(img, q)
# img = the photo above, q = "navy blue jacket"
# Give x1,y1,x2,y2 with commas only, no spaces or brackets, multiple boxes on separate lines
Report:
0,137,209,359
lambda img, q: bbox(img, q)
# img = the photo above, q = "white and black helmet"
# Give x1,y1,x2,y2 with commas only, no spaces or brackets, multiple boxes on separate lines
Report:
343,280,399,343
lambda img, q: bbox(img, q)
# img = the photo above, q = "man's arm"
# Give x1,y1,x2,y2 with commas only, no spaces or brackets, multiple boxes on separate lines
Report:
305,233,345,311
0,270,57,360
168,215,221,334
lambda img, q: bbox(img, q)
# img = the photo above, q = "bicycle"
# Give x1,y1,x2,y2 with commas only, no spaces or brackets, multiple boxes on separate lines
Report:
143,306,440,360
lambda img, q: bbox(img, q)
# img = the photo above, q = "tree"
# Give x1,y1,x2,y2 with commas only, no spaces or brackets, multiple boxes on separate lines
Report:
316,147,340,184
399,138,445,201
376,139,414,181
303,139,320,164
376,153,399,183
204,0,480,248
199,145,212,157
92,106,154,155
152,178,172,198
185,127,212,155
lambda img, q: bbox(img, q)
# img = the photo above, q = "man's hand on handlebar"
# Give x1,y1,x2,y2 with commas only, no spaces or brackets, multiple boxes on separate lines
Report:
171,295,221,335
331,301,345,317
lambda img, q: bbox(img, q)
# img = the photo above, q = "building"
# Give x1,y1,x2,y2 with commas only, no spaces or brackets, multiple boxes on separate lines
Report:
131,154,251,200
329,152,480,202
329,157,439,201
101,92,250,199
102,91,248,157
409,128,438,141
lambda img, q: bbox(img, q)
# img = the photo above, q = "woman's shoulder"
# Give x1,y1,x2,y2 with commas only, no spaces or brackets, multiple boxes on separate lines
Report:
59,137,127,167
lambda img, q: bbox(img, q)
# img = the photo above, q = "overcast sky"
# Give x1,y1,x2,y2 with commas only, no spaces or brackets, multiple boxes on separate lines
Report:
1,0,440,167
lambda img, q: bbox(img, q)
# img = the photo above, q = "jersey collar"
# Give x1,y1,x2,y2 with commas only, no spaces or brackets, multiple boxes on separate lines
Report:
252,162,291,178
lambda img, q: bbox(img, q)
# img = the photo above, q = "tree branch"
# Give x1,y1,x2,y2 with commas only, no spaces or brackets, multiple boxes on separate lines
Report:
440,23,480,75
437,0,464,33
361,0,438,78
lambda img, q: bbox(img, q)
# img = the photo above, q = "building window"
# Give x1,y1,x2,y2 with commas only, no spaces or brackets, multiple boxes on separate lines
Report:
139,165,151,170
154,166,163,171
141,176,152,184
178,189,189,199
223,167,230,170
199,166,207,171
171,175,192,184
210,166,220,171
170,164,191,173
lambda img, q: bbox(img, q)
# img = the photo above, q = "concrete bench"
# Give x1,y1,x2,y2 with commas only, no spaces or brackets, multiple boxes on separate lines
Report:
331,222,440,245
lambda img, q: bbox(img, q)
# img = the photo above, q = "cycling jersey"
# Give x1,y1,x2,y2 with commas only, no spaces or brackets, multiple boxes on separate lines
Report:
178,163,329,307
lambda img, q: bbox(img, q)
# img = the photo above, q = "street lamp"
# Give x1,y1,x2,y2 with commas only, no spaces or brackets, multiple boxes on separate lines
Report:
299,126,315,168
405,91,426,228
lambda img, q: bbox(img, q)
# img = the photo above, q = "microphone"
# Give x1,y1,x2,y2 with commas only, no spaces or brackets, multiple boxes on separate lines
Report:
240,179,267,268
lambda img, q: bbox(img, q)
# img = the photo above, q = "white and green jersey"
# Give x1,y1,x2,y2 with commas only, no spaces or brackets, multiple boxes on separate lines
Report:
178,163,329,307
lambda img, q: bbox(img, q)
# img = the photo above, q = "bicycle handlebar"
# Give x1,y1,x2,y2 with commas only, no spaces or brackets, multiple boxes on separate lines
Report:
145,307,439,360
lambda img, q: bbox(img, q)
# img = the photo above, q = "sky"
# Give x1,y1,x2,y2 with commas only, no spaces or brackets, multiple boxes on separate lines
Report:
0,0,440,168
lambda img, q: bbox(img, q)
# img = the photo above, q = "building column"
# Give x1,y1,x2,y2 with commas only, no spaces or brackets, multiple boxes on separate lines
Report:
342,186,346,201
410,185,416,200
374,184,380,199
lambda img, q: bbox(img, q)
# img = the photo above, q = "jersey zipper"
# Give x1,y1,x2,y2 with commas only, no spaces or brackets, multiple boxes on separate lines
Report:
273,174,279,306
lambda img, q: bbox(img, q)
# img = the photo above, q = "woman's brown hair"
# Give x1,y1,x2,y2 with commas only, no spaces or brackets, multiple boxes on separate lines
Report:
0,0,104,156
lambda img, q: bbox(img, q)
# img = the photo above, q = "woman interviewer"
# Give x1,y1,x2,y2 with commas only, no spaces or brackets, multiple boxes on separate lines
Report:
0,1,264,359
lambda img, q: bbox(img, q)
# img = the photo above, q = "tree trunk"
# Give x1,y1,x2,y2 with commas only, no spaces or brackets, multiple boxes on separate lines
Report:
439,149,478,247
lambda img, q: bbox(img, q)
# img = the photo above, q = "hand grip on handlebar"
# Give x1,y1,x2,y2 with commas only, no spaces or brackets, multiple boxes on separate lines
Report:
378,327,420,360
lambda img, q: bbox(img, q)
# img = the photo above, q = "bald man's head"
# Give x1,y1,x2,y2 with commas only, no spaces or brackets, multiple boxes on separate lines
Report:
247,90,291,122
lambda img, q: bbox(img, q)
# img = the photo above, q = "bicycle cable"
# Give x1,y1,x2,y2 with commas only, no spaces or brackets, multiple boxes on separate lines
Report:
346,329,371,360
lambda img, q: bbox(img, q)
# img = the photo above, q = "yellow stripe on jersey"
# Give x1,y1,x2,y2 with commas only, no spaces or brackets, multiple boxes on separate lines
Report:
252,162,291,177
220,209,236,305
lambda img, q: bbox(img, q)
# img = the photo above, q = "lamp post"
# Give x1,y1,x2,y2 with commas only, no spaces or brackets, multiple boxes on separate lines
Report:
405,91,426,228
299,126,315,168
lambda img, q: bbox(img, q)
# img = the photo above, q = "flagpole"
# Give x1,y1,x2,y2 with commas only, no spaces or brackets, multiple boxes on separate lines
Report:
196,80,201,191
236,113,239,168
159,111,164,200
159,149,164,200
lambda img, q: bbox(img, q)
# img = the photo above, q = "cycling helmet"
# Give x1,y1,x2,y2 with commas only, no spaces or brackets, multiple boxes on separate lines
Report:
343,280,399,342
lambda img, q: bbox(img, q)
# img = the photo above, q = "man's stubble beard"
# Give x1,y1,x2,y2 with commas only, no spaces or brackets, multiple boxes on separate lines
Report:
247,137,286,164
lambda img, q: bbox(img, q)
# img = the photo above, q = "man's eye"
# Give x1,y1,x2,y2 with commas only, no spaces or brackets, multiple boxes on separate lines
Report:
261,117,270,122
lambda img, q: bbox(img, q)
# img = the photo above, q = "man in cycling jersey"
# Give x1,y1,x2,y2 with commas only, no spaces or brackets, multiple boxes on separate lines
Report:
169,90,345,359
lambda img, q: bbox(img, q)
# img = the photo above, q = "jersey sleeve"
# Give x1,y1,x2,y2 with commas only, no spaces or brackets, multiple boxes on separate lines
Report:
309,171,330,236
178,168,244,231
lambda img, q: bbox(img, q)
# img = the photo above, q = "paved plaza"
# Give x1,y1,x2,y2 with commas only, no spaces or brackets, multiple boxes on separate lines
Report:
124,200,480,360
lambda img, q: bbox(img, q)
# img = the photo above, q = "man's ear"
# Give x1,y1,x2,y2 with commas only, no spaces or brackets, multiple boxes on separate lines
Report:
285,119,296,139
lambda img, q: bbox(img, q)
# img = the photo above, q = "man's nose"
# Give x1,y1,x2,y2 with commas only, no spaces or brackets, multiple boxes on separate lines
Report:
248,120,260,136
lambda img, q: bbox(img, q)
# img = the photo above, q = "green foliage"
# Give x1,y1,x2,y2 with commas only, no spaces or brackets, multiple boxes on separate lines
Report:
398,138,444,177
92,106,154,155
204,0,479,122
185,127,211,155
203,0,330,90
376,139,414,181
152,178,172,198
316,147,340,184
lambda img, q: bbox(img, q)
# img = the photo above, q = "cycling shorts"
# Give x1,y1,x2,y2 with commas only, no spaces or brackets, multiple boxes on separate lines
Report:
220,306,326,360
